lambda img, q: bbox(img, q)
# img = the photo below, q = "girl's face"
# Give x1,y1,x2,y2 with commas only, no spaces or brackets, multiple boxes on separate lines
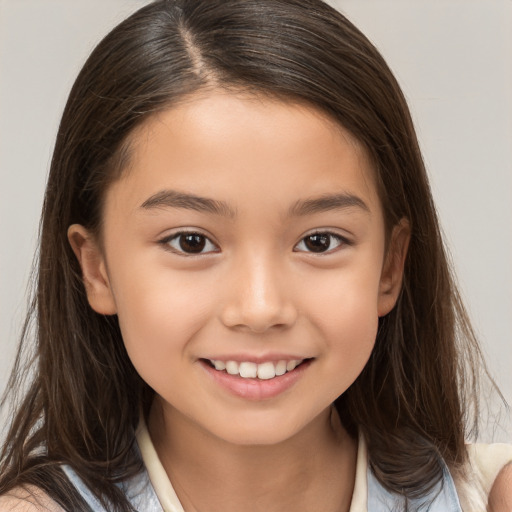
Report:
70,91,407,446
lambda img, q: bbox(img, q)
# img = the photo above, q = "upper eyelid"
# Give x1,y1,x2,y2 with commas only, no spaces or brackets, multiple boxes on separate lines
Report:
159,228,216,243
301,226,352,237
297,229,352,244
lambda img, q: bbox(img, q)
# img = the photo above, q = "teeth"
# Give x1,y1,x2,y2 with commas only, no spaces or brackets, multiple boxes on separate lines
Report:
275,360,287,376
225,361,239,375
214,360,226,371
239,362,257,378
257,362,275,380
209,359,304,380
286,360,299,371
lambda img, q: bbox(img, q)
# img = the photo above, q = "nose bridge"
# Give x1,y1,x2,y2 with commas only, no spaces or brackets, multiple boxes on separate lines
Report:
219,247,297,333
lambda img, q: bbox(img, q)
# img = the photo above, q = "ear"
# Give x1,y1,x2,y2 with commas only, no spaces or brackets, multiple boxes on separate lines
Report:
377,218,410,317
67,224,117,315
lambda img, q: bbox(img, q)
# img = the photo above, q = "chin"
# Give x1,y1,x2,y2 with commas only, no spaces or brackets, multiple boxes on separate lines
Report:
204,410,318,447
217,426,298,447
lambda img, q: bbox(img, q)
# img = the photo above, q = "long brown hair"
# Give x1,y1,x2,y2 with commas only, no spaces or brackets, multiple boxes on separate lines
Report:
0,0,493,509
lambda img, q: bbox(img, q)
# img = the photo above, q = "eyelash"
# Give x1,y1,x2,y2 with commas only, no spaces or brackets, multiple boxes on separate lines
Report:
159,230,219,257
293,230,349,254
158,230,350,256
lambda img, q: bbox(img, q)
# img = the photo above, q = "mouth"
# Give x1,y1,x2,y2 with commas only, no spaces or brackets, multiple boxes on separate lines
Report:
202,358,311,380
200,357,313,400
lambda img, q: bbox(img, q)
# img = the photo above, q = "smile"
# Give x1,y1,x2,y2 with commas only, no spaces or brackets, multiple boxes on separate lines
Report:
207,359,305,380
201,358,313,400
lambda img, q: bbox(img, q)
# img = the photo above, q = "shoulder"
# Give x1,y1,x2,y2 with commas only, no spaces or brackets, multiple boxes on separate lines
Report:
0,486,64,512
488,462,512,512
466,442,512,493
460,442,512,512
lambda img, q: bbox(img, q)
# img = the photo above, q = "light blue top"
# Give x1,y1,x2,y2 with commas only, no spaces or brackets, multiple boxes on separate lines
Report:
366,463,463,511
62,444,463,512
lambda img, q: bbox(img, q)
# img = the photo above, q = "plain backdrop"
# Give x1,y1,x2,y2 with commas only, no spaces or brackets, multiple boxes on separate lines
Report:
0,0,511,441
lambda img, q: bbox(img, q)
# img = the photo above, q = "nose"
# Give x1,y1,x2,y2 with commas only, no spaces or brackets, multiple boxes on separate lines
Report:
219,252,298,333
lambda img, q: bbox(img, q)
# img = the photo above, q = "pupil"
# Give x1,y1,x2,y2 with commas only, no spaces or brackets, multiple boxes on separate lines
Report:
305,234,330,252
179,234,205,253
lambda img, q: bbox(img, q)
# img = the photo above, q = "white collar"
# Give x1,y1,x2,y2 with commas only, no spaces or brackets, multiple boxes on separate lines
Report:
136,418,369,512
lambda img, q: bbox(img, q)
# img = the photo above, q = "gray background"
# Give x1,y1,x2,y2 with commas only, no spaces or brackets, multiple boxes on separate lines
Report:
1,0,510,441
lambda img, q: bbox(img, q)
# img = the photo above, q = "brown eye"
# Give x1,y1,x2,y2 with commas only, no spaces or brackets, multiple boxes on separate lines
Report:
179,234,206,253
164,232,218,255
305,234,330,252
295,233,345,253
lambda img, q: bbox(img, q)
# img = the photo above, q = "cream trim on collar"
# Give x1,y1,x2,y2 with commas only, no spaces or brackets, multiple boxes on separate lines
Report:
350,432,369,511
136,418,369,512
136,418,185,512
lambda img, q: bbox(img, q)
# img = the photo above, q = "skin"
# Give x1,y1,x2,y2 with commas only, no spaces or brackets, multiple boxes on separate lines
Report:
489,463,512,511
68,90,411,512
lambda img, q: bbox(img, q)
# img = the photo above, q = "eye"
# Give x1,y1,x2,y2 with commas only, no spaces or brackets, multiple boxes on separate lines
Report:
162,231,218,255
294,232,347,254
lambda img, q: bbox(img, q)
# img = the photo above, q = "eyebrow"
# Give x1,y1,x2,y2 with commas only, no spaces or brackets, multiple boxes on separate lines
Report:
140,189,370,218
288,193,370,217
140,189,237,218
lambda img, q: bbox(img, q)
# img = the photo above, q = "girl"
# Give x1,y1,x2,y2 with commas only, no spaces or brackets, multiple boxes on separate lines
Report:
0,0,511,510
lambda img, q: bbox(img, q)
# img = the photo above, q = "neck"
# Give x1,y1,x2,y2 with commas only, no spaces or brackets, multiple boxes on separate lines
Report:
148,400,357,512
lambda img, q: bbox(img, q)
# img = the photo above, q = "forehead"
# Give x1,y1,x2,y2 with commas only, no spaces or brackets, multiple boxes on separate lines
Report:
105,91,380,216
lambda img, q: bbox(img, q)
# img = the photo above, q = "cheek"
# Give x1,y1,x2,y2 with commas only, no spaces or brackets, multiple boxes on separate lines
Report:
301,261,381,384
110,264,215,380
303,260,382,332
320,299,378,401
322,299,378,373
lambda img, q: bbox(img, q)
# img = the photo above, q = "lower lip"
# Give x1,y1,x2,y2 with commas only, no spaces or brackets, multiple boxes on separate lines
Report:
200,360,312,401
